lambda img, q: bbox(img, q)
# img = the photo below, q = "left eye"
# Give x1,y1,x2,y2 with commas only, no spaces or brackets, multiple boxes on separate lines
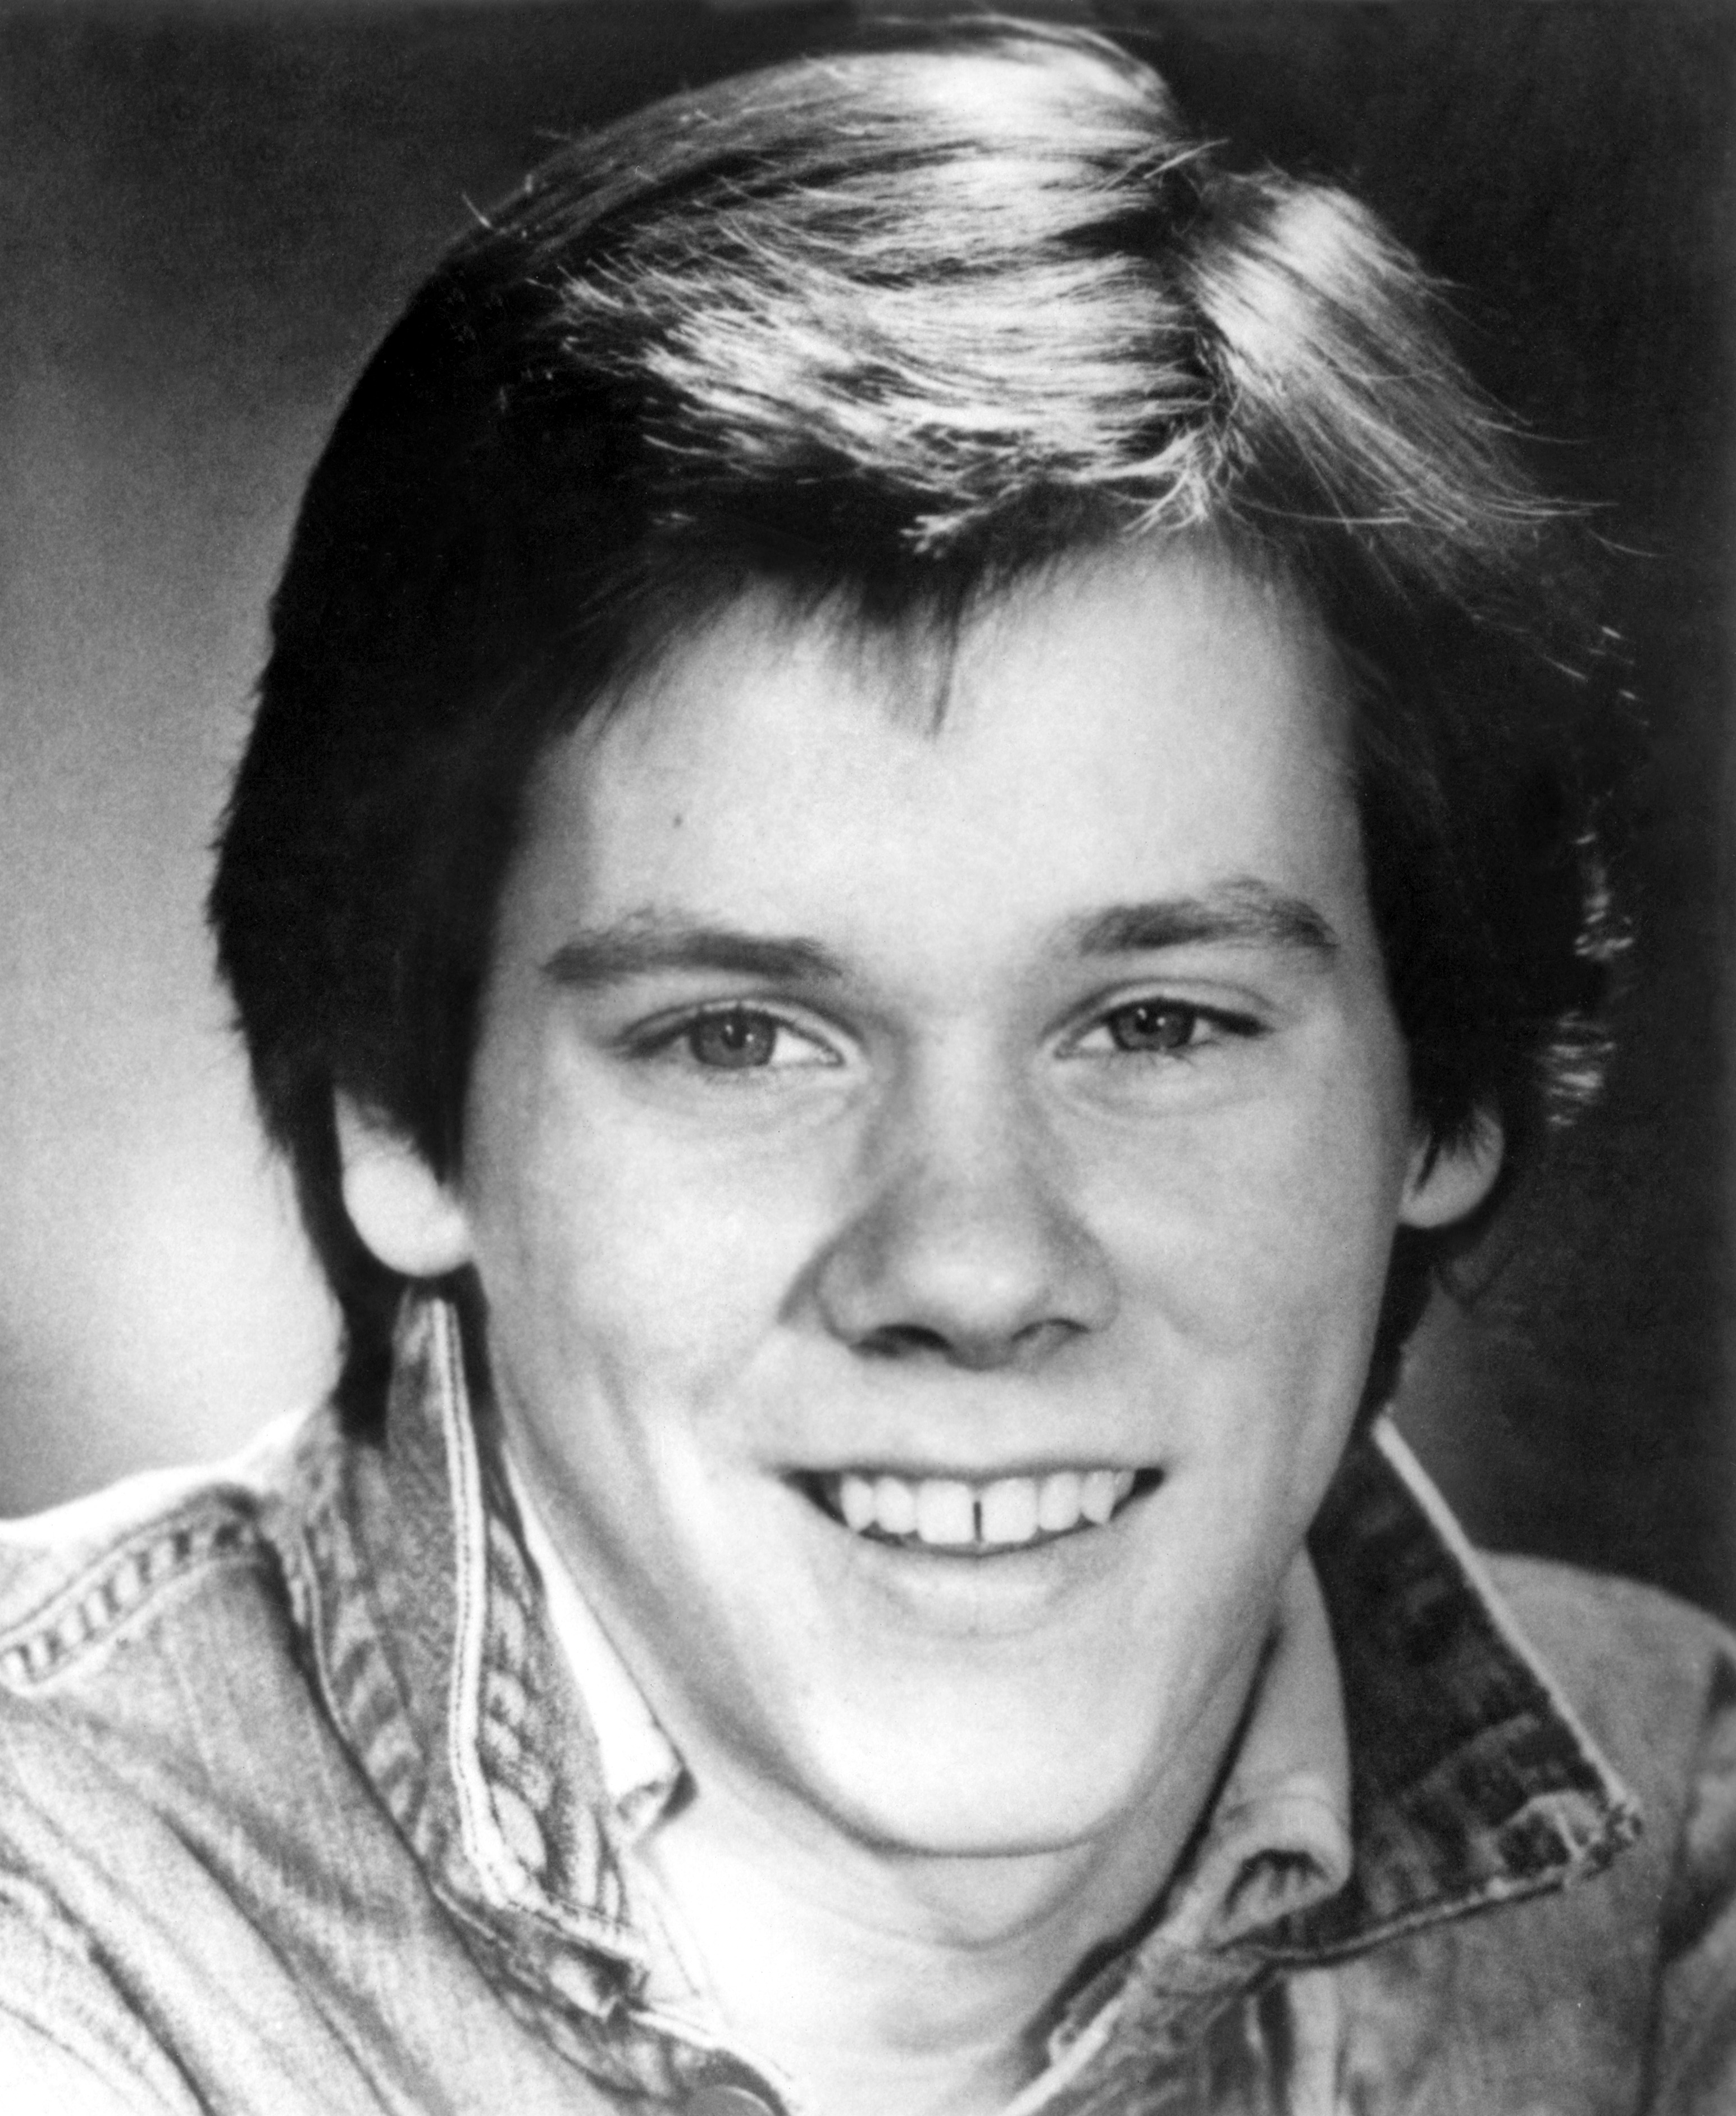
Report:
1100,1000,1206,1054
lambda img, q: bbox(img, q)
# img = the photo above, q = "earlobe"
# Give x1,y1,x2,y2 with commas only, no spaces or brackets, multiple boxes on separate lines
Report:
335,1094,473,1277
1400,1110,1504,1231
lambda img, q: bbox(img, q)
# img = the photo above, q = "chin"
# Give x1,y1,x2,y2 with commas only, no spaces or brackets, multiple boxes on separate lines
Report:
804,1719,1152,1862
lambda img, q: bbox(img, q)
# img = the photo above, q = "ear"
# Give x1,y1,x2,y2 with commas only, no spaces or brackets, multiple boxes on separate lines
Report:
335,1093,473,1277
1399,1110,1504,1231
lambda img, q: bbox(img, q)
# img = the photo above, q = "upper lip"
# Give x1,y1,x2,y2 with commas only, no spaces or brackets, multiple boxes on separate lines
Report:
791,1460,1157,1482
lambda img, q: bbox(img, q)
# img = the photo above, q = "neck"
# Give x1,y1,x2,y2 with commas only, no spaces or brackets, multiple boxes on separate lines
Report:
640,1681,1255,2116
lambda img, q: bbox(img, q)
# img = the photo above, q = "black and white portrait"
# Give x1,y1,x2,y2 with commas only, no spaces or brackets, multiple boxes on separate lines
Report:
0,5,1730,2110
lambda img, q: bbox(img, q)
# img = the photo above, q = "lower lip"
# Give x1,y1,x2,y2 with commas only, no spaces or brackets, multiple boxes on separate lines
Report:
795,1476,1163,1630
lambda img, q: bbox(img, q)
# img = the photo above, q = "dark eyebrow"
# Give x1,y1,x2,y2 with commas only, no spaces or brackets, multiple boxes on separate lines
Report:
543,913,849,991
543,884,1337,994
1069,883,1340,959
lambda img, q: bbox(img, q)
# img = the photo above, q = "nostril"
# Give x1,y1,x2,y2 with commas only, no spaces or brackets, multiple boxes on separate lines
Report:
1012,1316,1086,1361
855,1322,956,1361
850,1317,1082,1371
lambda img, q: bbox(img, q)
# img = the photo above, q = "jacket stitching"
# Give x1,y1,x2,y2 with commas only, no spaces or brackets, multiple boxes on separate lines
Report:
0,1508,263,1690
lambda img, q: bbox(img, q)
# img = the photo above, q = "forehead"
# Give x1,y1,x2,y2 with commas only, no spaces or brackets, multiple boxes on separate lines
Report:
509,542,1364,962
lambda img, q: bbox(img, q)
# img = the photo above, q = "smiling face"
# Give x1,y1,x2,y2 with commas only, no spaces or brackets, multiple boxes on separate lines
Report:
345,543,1496,1860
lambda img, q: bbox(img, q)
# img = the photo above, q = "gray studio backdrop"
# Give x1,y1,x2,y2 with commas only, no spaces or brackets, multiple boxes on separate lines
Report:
2,0,1731,1617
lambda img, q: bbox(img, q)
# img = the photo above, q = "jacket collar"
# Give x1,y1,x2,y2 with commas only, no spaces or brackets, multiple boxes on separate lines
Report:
281,1293,650,2024
1273,1416,1642,1958
277,1291,1639,2040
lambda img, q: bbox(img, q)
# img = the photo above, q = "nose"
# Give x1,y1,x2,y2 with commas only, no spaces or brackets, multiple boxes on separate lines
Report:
810,1067,1116,1371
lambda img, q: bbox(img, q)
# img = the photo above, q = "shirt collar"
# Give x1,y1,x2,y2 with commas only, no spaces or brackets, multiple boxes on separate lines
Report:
277,1289,1640,2038
505,1448,684,1845
1159,1549,1352,1950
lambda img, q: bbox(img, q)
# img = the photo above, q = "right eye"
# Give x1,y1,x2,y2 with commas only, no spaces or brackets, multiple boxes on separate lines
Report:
639,1005,839,1076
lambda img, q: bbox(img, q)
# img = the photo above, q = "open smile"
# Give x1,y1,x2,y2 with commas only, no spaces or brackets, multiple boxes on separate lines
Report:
801,1467,1159,1553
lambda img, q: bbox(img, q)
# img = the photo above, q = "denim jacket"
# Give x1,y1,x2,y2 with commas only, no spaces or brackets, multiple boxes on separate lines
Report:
1,1291,1733,2114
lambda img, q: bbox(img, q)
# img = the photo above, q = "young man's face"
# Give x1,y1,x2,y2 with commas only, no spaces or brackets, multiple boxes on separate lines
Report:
429,545,1493,1856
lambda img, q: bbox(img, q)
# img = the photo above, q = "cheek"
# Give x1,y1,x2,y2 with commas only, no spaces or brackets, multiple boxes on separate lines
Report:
1096,1059,1411,1373
466,1071,841,1413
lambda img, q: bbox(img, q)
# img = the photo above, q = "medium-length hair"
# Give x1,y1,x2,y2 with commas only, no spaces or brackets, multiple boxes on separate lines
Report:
210,21,1622,1417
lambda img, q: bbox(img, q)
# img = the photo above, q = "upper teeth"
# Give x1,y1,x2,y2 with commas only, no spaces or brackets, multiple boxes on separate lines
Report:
829,1468,1137,1549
